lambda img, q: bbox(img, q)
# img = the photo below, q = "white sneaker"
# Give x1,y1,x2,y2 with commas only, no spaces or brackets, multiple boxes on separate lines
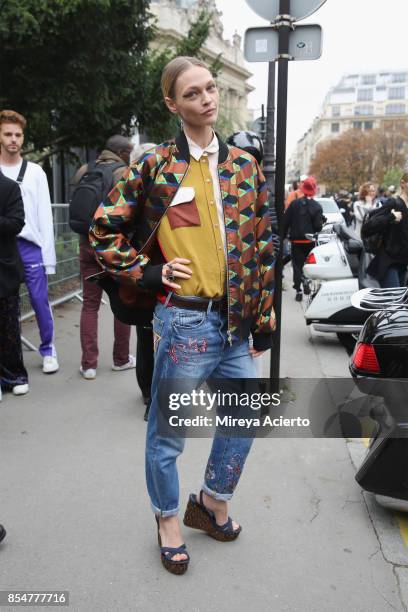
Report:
112,355,136,371
80,366,96,380
13,384,29,396
43,356,59,374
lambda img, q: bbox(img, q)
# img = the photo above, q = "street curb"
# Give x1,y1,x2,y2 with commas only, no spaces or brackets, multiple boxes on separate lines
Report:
347,439,408,569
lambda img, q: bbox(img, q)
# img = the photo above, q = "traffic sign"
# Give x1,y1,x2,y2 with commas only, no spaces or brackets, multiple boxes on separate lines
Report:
245,0,327,22
245,24,322,62
252,116,267,140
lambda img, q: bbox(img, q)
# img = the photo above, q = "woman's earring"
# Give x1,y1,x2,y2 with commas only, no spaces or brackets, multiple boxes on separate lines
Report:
179,117,184,131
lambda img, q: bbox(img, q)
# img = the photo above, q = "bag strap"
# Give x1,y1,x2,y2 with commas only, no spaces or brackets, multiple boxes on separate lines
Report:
16,159,28,184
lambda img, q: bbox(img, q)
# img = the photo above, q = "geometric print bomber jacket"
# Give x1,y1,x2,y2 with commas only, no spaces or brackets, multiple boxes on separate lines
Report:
89,131,276,351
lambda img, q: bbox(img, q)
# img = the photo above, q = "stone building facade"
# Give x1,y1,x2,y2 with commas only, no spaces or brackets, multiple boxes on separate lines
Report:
149,0,254,133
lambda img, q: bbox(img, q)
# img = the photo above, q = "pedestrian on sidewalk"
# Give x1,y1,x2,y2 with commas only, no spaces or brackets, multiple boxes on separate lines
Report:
353,182,376,237
130,142,157,420
90,56,275,575
0,110,58,374
0,172,29,399
363,171,408,287
285,179,303,209
337,189,354,227
283,176,325,301
71,135,136,380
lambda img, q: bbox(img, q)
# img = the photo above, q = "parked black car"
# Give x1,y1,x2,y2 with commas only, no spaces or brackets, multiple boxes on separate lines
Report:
350,309,408,378
349,290,408,510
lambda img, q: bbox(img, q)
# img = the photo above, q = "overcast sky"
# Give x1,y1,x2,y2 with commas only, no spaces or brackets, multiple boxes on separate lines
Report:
215,0,408,156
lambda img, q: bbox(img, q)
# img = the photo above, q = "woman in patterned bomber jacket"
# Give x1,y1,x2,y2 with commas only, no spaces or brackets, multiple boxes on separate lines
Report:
89,56,275,575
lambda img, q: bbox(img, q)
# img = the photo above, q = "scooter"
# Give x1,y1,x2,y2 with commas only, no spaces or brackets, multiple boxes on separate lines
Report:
302,223,379,352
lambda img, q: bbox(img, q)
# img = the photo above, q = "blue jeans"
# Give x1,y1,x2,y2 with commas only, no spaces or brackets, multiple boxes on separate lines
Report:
380,264,407,288
145,299,257,517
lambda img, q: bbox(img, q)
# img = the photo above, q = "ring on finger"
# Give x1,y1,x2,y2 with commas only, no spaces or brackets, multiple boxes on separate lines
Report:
165,264,175,282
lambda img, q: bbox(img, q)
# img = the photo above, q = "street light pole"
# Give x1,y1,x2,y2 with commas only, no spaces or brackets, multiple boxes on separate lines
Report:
270,0,291,382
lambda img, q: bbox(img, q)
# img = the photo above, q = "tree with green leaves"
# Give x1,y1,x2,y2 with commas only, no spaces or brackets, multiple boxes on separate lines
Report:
0,0,154,149
382,166,404,190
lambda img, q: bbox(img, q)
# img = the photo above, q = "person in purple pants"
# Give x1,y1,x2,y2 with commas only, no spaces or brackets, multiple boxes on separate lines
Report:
0,110,58,374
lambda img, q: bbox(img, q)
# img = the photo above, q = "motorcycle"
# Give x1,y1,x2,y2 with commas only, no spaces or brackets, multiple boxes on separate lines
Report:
302,223,379,352
349,287,408,511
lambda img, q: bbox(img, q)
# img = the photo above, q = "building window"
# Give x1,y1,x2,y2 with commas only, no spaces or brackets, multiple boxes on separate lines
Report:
353,121,363,130
376,85,386,91
332,105,340,117
333,87,354,94
355,105,374,116
392,73,407,83
362,74,376,85
357,89,373,102
385,104,406,115
364,121,374,130
331,123,340,133
388,87,405,100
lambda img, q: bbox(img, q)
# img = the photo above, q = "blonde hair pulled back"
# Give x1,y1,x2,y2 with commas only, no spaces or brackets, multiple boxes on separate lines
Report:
161,56,210,100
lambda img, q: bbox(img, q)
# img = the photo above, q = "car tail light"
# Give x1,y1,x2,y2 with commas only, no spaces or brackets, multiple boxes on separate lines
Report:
306,252,316,264
352,343,380,374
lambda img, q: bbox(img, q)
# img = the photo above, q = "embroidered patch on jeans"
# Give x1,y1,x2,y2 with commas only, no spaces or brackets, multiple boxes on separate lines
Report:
205,459,216,484
168,338,208,364
225,454,243,493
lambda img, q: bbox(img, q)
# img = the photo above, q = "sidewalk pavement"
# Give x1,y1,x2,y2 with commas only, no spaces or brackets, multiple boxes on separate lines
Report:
0,286,407,611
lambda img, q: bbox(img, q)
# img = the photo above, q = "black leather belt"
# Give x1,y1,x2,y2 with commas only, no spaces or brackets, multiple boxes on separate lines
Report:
168,294,228,313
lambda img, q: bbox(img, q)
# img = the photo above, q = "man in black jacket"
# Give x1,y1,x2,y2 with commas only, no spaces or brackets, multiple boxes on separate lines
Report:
0,172,28,398
283,177,325,301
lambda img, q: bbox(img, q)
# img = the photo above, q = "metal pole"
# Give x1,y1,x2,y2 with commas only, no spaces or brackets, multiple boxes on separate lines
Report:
262,62,276,198
270,0,291,382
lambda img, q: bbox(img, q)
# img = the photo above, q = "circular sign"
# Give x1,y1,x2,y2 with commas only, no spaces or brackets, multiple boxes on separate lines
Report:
245,0,327,22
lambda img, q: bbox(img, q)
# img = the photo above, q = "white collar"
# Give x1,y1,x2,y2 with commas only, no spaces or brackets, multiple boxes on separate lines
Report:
185,131,219,161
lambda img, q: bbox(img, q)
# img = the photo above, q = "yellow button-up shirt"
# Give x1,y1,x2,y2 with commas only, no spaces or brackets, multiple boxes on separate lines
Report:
157,150,227,298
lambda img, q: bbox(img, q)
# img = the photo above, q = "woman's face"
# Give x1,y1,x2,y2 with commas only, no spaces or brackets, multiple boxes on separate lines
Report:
401,179,408,195
368,185,376,199
165,66,219,130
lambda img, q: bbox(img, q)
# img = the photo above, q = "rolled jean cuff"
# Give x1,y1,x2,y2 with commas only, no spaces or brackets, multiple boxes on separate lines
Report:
150,501,179,517
201,483,233,502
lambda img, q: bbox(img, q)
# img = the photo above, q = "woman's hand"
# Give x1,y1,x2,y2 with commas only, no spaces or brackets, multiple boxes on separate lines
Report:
162,258,192,290
392,209,402,223
249,348,265,358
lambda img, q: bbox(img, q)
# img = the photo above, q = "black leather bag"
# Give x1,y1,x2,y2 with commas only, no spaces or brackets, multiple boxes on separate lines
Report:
87,270,155,326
